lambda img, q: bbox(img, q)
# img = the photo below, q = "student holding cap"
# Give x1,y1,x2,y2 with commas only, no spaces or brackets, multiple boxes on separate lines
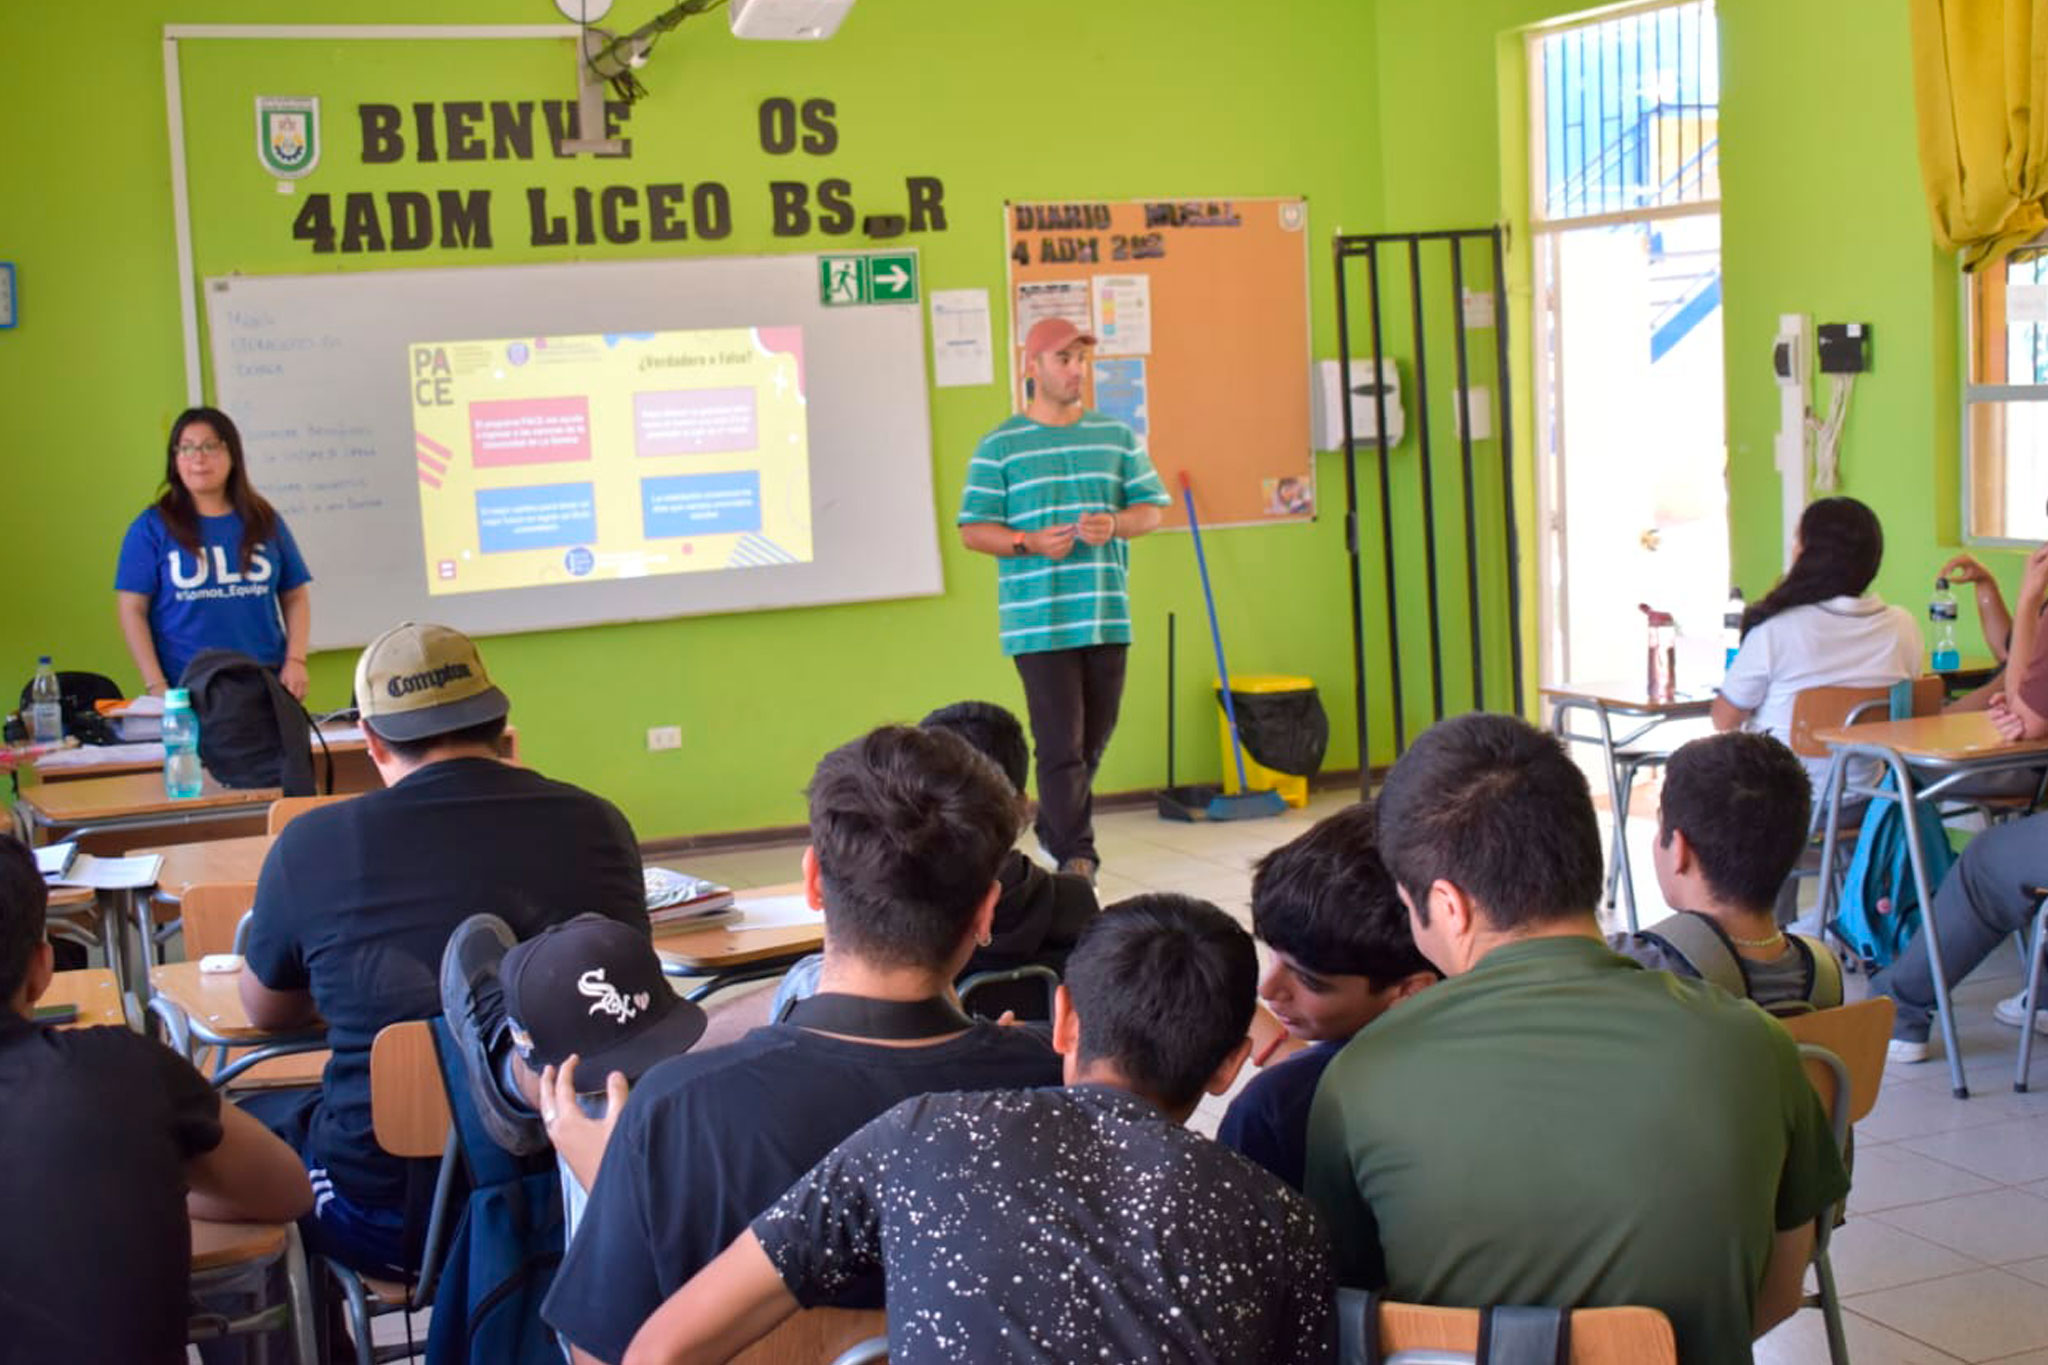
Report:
957,317,1171,883
114,406,314,698
235,621,645,1279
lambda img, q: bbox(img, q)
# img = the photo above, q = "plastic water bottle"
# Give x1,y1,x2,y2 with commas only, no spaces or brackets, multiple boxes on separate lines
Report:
29,657,62,745
1640,603,1677,701
161,688,203,800
1723,587,1745,669
1929,577,1961,673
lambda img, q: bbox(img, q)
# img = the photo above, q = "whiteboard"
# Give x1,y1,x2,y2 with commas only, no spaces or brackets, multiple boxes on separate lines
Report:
206,255,941,652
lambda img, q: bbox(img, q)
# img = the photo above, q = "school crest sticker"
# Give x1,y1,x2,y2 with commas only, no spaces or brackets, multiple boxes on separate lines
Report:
255,96,320,179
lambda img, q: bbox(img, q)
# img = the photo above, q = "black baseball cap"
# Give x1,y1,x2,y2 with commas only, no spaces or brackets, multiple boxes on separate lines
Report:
501,914,706,1092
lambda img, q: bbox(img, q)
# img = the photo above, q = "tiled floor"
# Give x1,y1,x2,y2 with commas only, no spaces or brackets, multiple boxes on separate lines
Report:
663,785,2048,1363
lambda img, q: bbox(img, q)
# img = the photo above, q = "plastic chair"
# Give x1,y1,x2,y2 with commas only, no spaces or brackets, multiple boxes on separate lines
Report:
321,1020,460,1365
1336,1292,1676,1363
1783,997,1895,1365
187,1218,319,1365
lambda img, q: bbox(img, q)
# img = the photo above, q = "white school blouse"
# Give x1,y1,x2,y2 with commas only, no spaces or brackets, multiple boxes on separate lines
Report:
1719,594,1923,781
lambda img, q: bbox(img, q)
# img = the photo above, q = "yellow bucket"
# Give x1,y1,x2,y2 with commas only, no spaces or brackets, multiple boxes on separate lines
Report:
1216,674,1314,809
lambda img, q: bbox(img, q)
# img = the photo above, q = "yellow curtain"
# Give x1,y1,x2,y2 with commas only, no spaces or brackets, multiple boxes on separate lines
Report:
1913,0,2048,270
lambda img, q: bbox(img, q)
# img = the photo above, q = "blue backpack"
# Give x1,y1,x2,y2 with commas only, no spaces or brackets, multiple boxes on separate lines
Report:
1831,771,1956,972
423,1019,565,1365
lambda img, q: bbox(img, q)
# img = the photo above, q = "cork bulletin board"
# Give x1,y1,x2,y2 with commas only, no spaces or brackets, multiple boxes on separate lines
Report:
1005,196,1313,528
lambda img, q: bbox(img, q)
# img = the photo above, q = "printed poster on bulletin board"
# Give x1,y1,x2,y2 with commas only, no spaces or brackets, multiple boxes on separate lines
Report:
1005,197,1312,528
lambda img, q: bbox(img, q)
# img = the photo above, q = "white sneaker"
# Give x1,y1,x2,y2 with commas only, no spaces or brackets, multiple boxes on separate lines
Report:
1993,992,2048,1035
1887,1036,1933,1064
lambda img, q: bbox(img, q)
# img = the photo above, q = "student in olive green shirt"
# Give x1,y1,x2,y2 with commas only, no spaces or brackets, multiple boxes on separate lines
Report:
1304,713,1848,1365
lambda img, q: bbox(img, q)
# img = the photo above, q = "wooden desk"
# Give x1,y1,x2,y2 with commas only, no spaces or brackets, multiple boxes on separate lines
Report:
13,771,278,847
146,959,329,1089
1813,713,2048,764
29,723,519,790
1541,682,1715,929
134,834,274,907
1813,712,2048,1098
654,882,823,1001
40,967,127,1028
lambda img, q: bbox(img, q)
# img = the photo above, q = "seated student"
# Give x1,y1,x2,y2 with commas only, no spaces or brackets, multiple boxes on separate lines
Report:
237,622,646,1279
1218,803,1438,1188
0,834,313,1364
1714,496,1921,788
1611,732,1842,1014
443,912,709,1240
1879,542,2048,1059
542,724,1065,1365
622,895,1336,1365
1303,713,1847,1365
768,699,1099,1021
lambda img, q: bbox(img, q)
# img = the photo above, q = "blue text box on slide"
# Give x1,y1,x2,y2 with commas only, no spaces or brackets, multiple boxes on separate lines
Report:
642,471,763,538
475,482,598,553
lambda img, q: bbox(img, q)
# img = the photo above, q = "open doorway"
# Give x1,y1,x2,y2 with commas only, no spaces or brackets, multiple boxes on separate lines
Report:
1528,0,1727,693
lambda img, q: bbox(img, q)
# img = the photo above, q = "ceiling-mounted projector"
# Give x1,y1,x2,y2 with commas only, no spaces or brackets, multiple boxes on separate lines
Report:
730,0,856,40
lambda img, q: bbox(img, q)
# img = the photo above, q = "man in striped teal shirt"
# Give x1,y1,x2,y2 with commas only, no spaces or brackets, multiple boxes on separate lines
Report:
959,316,1170,882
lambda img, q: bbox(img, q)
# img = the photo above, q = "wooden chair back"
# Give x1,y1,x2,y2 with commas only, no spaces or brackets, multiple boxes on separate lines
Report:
1781,996,1895,1126
368,1021,451,1158
266,793,355,836
1372,1301,1676,1363
1786,677,1943,757
180,882,258,960
730,1308,887,1365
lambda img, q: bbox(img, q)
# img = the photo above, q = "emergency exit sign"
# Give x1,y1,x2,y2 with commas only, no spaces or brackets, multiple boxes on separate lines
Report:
819,252,918,306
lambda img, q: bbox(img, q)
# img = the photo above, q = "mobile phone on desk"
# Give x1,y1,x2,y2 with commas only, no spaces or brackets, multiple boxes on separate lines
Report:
32,1002,79,1025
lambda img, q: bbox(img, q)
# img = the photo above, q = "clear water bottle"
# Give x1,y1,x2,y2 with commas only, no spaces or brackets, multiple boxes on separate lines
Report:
1723,587,1745,669
29,656,62,745
161,687,203,800
1930,577,1961,672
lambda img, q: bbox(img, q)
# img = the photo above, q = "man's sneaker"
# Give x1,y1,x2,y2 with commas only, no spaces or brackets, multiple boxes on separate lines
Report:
439,913,547,1155
1887,1035,1934,1064
1058,856,1099,888
1993,991,2048,1035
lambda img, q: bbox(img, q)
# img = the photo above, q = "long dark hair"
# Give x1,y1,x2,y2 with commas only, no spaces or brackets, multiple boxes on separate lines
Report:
1740,496,1884,638
155,407,279,570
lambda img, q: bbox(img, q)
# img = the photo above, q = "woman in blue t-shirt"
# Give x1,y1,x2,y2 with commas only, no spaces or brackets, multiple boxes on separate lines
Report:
114,407,314,698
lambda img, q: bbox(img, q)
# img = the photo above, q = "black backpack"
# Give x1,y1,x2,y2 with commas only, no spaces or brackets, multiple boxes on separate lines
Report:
15,670,123,745
177,649,316,794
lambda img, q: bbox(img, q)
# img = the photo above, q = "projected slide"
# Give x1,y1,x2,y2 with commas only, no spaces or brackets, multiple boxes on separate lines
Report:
410,327,813,596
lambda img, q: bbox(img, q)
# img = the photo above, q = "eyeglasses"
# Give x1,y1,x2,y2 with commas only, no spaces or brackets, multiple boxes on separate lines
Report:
175,439,227,457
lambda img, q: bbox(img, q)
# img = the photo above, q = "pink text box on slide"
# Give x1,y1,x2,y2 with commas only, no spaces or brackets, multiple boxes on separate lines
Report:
469,396,593,467
634,388,758,457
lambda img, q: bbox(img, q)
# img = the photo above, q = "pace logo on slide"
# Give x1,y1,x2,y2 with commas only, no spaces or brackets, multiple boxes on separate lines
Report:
411,326,814,595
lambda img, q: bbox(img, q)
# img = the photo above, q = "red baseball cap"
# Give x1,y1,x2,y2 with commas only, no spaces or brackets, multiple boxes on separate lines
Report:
1024,316,1097,357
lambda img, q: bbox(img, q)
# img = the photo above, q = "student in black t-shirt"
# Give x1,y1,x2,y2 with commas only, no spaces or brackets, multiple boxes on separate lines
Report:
624,895,1337,1365
1218,803,1439,1189
766,699,1099,1021
0,834,312,1365
543,724,1064,1365
237,622,646,1278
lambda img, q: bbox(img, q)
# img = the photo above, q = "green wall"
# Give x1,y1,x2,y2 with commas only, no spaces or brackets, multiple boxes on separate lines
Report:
1,0,1989,839
0,1,1388,839
1378,0,1993,667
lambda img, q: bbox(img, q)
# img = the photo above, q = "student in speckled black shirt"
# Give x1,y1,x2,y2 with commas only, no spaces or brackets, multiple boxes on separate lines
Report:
623,894,1337,1365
